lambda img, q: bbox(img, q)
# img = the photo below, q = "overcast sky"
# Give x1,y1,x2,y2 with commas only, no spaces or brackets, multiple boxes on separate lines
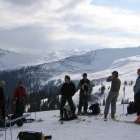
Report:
0,0,140,55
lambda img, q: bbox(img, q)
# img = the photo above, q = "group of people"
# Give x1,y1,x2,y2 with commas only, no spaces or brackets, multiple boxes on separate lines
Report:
60,69,140,121
0,80,27,125
59,73,92,120
0,68,140,124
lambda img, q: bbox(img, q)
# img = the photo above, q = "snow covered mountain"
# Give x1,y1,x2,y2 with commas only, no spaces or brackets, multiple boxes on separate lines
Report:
0,48,44,70
0,48,88,71
52,54,140,102
48,47,140,81
0,47,140,96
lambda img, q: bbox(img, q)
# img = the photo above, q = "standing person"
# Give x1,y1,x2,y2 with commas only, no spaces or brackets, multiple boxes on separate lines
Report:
104,71,121,121
133,68,140,122
0,81,6,122
60,75,76,120
78,73,91,115
12,81,27,118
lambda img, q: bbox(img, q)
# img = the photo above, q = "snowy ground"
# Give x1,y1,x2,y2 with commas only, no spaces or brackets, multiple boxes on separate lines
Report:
0,105,140,140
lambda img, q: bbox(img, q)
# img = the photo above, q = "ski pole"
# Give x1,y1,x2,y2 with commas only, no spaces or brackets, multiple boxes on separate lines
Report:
9,115,13,140
4,117,7,140
122,85,126,115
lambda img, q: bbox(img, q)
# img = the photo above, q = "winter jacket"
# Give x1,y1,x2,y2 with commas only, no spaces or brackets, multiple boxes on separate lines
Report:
134,76,140,95
13,85,27,103
12,85,27,114
0,87,5,109
78,79,91,95
0,87,5,120
107,76,121,93
61,82,76,97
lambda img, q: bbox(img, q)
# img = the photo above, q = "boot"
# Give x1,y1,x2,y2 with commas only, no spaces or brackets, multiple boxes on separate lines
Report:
104,114,108,121
111,114,116,120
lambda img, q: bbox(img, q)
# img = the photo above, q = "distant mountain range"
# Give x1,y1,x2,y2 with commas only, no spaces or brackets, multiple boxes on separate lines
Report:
0,47,140,96
0,48,88,71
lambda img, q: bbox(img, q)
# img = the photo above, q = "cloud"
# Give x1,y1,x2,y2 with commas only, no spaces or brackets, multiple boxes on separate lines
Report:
0,0,140,54
47,0,140,47
0,26,51,54
70,1,140,34
3,0,38,6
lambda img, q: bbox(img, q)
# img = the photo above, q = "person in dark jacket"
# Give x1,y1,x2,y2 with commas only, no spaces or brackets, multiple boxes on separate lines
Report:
134,68,140,117
0,81,5,121
60,75,76,120
104,71,121,120
78,73,91,115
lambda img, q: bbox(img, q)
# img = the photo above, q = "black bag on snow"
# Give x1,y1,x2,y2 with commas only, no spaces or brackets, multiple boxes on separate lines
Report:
127,101,137,114
18,131,52,140
89,103,100,115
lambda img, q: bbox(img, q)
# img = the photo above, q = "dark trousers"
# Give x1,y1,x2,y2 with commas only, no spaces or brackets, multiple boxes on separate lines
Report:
60,96,75,118
0,106,5,120
78,94,88,113
134,93,140,116
15,101,25,116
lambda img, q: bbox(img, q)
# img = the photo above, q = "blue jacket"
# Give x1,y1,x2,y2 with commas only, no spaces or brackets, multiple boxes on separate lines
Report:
134,76,140,95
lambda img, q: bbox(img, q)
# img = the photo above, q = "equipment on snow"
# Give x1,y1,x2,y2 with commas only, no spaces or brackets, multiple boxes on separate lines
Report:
60,105,77,121
0,114,30,128
127,101,137,114
18,131,52,140
88,103,100,115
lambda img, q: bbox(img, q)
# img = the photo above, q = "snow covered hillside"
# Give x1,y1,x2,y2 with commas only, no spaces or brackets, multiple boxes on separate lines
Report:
0,49,43,70
39,47,140,76
0,47,140,96
0,48,88,71
51,55,140,103
0,105,140,140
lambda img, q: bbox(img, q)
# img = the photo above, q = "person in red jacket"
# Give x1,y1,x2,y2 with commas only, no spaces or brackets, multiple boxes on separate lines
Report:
12,81,27,117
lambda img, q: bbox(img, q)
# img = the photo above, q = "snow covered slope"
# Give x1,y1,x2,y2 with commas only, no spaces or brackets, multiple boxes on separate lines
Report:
50,55,140,83
0,106,140,140
0,49,43,70
0,47,140,96
51,55,140,103
0,48,88,71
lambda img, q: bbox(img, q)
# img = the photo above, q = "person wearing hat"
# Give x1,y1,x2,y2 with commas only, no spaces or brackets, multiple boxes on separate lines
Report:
0,81,6,121
78,73,91,115
104,71,121,120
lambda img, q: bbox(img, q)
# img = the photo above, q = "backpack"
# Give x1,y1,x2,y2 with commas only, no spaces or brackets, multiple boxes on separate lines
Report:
18,131,52,140
62,105,77,121
127,101,136,114
89,103,100,115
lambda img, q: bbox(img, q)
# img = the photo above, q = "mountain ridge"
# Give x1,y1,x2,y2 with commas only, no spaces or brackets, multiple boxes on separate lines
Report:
0,47,140,96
